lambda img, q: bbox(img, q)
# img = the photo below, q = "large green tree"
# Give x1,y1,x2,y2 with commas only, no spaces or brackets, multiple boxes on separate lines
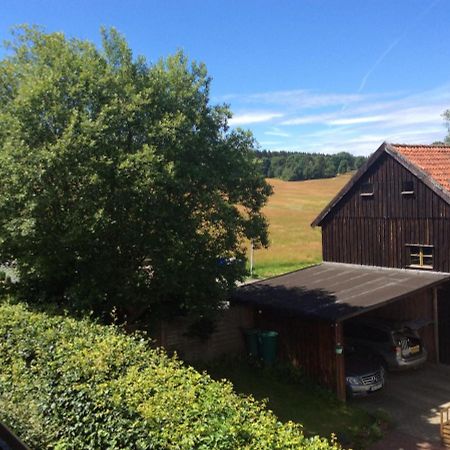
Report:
0,26,271,319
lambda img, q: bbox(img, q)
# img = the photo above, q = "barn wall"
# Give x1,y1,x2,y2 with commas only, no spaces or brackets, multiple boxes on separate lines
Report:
255,309,343,394
322,153,450,272
437,282,450,364
155,305,254,362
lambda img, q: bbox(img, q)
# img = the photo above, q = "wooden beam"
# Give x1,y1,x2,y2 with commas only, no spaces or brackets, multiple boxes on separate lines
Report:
334,322,346,402
434,287,440,364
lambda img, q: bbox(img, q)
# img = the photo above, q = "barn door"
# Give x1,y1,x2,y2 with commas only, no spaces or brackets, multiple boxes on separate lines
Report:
438,287,450,364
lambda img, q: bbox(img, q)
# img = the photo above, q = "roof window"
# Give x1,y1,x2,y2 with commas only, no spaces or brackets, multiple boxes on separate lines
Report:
360,182,374,197
401,180,414,195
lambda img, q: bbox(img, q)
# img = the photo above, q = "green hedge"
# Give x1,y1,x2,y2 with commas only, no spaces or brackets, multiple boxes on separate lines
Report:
0,302,339,449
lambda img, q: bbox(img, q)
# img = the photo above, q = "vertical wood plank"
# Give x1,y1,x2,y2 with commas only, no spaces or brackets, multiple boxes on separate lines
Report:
335,322,346,402
434,287,440,364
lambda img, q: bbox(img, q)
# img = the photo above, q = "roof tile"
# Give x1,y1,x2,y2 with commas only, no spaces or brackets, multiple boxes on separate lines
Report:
391,144,450,193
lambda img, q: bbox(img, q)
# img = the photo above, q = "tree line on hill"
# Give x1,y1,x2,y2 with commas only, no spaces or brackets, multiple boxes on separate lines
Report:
255,150,367,181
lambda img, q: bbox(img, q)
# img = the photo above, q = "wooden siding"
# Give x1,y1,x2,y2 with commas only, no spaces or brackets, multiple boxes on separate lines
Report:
438,283,450,364
322,153,450,272
155,305,254,362
256,310,345,398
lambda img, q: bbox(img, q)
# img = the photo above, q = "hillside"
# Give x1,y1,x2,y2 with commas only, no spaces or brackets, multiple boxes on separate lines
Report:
250,173,352,277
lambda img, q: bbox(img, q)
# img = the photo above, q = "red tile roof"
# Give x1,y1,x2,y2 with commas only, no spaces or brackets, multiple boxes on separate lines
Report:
391,144,450,193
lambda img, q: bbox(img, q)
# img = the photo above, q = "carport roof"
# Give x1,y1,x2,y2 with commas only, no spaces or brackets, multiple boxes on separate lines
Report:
232,262,450,322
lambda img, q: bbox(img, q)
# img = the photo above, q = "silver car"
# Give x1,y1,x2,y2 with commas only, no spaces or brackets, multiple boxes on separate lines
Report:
344,318,427,370
345,347,385,397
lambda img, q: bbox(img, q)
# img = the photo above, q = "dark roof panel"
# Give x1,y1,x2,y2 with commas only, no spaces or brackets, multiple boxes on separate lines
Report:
232,263,450,321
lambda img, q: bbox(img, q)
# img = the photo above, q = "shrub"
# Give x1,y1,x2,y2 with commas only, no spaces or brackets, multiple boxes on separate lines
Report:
0,302,339,449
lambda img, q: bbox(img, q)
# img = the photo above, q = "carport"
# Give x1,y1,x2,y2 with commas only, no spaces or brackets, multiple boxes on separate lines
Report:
232,262,450,401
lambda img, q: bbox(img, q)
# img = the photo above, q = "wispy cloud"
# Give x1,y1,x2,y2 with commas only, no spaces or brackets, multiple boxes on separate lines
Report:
228,112,282,126
328,115,385,126
219,89,377,110
245,90,366,109
259,140,283,146
224,83,450,155
264,127,291,137
281,88,450,129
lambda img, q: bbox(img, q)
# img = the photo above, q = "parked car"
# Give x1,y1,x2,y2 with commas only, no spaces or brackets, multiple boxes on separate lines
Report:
344,318,428,370
345,346,385,397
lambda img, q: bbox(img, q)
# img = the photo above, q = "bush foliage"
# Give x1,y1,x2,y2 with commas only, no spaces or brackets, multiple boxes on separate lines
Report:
0,27,271,318
0,301,339,450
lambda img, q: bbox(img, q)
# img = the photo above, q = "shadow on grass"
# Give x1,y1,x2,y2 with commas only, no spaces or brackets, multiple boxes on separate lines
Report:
196,358,388,449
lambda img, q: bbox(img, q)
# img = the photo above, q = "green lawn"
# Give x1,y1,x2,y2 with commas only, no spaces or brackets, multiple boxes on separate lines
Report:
248,260,315,280
247,175,352,279
202,360,384,448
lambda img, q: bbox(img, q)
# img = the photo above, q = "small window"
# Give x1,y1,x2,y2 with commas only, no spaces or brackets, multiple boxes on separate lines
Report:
402,180,414,195
406,244,433,269
360,182,373,197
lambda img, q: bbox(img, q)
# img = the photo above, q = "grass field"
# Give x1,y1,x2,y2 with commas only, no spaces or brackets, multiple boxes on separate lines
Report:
248,173,352,278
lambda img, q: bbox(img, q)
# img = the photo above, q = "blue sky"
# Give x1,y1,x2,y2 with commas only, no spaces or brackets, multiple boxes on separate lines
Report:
1,0,450,155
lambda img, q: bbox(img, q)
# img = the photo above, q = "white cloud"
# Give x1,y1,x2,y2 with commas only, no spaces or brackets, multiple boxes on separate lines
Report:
259,140,283,146
246,90,366,109
264,127,291,137
280,90,449,131
280,115,325,125
223,83,450,155
220,89,378,110
328,115,385,126
228,112,282,125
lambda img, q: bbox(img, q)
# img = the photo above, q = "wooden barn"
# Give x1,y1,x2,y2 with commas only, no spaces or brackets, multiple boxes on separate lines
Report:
232,142,450,401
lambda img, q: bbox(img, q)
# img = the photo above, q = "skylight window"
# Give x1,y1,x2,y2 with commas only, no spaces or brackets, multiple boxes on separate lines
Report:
401,180,414,195
360,182,373,197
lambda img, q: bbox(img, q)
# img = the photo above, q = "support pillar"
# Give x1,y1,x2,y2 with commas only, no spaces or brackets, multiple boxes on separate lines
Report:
434,287,440,364
334,321,346,402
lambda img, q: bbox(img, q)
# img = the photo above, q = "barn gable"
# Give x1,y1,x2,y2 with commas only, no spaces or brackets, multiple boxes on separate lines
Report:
311,142,450,272
312,142,450,227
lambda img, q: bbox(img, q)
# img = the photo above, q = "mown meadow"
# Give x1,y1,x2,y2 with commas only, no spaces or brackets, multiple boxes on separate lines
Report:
248,173,352,278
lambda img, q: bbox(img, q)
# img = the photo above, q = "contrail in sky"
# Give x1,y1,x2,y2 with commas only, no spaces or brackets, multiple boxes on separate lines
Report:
357,0,442,94
357,37,401,93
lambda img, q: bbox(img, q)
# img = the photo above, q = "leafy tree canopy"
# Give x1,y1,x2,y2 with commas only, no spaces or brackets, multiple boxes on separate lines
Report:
255,150,366,181
0,26,272,319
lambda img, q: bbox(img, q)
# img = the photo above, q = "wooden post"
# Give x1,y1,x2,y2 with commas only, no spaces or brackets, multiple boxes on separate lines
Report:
250,242,254,277
334,321,346,402
434,287,440,364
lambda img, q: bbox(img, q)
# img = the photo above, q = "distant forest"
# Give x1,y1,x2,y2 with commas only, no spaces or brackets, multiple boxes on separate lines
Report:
255,150,367,181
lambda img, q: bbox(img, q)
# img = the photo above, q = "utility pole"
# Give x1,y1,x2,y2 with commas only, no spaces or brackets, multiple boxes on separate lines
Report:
250,242,254,277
